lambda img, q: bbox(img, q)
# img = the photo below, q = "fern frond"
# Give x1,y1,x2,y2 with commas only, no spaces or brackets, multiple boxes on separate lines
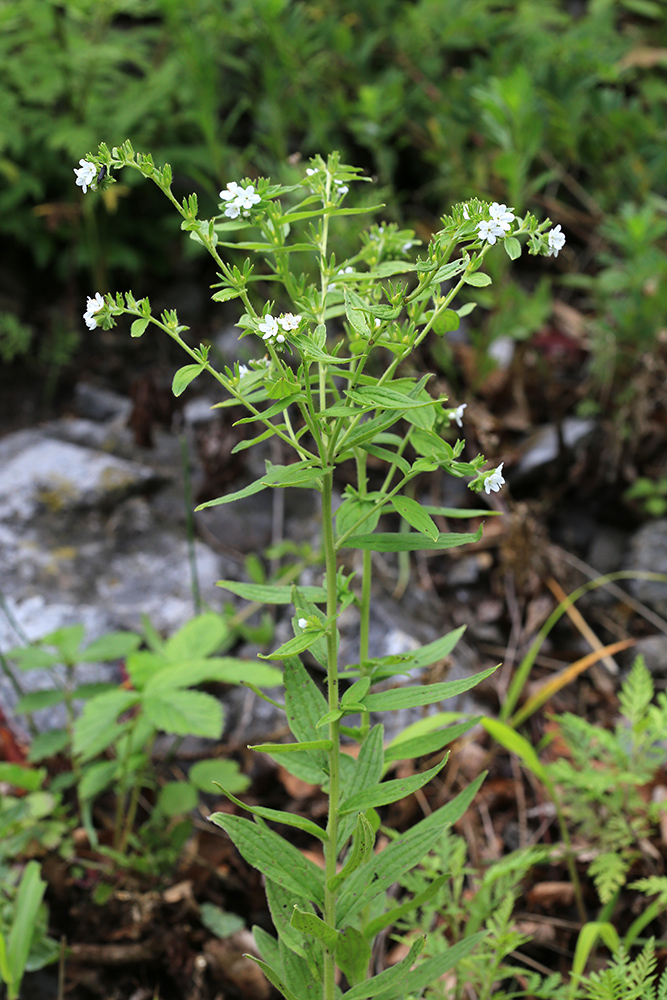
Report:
588,851,630,904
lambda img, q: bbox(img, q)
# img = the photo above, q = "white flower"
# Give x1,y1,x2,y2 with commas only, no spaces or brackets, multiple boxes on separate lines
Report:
219,181,260,219
219,181,242,202
237,184,261,214
237,364,249,378
462,204,470,220
374,318,381,328
83,292,105,330
258,314,285,344
489,202,515,232
334,180,349,195
402,241,413,253
483,462,505,494
452,403,467,428
306,167,318,176
477,219,503,245
297,618,308,629
277,312,302,331
74,159,97,194
547,224,566,257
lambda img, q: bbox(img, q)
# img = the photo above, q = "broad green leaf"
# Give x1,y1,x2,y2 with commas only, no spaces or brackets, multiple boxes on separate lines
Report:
27,728,69,762
340,755,449,814
252,925,283,970
163,613,228,661
280,939,323,999
130,317,149,338
336,496,381,539
316,708,343,728
40,624,86,659
208,813,324,906
78,760,118,801
362,664,496,712
72,690,140,758
216,580,327,604
390,496,439,541
290,907,337,951
328,813,375,891
15,689,65,713
284,657,328,744
265,880,310,958
188,759,250,795
0,763,45,792
172,364,204,396
464,271,492,286
384,718,479,763
143,689,223,738
250,740,333,754
157,781,198,817
344,526,483,551
215,785,327,842
144,656,282,692
199,903,245,938
337,774,485,925
344,287,371,337
343,935,425,999
6,647,63,670
336,927,371,987
79,631,141,662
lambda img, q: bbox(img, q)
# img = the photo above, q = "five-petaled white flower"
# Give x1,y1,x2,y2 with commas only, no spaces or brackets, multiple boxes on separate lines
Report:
258,314,285,343
83,292,105,330
489,202,515,232
477,219,503,245
219,181,261,219
277,312,302,331
74,159,97,194
452,403,467,428
547,224,566,257
483,462,505,494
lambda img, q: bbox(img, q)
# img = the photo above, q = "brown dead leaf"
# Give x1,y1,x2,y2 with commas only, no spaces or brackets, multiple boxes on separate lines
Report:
618,47,667,70
277,765,319,800
162,880,194,905
204,935,270,999
527,881,576,909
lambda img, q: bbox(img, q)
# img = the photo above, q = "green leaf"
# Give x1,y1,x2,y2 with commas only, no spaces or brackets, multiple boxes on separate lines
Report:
265,880,309,958
464,271,492,287
337,774,485,925
143,689,223,738
163,613,228,661
337,724,385,852
361,444,410,475
216,580,328,605
328,813,375,891
316,708,343,728
258,630,326,661
340,755,448,814
481,718,548,784
363,874,450,940
199,902,245,938
284,656,329,746
15,689,66,713
343,935,425,999
72,690,140,758
344,526,483,551
280,939,323,999
172,364,204,396
344,288,371,337
27,729,69,762
144,656,282,691
341,677,371,706
385,718,479,763
157,781,198,817
362,664,496,712
346,387,432,410
130,317,149,338
79,631,141,662
7,861,47,989
336,927,371,987
188,759,251,795
0,763,45,792
211,288,241,303
395,933,487,999
290,907,337,951
504,236,522,260
571,922,621,981
78,760,119,802
421,505,502,518
208,813,324,907
390,496,439,540
214,785,327,842
249,740,333,754
247,955,300,1000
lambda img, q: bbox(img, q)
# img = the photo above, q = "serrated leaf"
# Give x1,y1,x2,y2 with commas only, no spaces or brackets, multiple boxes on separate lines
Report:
340,754,448,814
189,759,250,795
163,613,228,661
0,763,46,792
464,271,492,287
72,690,140,758
390,496,439,540
27,728,69,762
79,631,141,662
362,664,496,712
143,689,223,738
344,526,483,551
78,759,118,801
208,813,324,906
144,657,282,692
172,364,204,396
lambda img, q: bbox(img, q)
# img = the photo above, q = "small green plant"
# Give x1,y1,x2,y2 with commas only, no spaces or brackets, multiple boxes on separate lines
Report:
0,860,59,1000
624,476,667,518
73,139,564,999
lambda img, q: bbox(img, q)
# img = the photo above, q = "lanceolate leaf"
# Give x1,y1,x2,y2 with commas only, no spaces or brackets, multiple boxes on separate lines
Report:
363,874,450,940
215,786,327,842
336,927,371,987
247,956,300,1000
344,526,483,552
346,387,433,410
361,664,497,712
384,933,487,999
216,580,327,604
208,813,325,907
343,935,425,999
195,460,323,510
284,657,329,746
339,754,449,814
249,740,333,754
327,813,375,891
384,718,479,763
390,496,439,541
290,907,337,951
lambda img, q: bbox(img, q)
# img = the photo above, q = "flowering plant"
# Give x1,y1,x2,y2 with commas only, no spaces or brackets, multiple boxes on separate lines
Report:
74,140,563,999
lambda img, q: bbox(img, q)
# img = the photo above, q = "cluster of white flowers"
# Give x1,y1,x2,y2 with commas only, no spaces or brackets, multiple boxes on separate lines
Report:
219,181,261,220
333,178,349,196
83,293,105,330
483,462,505,494
74,159,97,194
547,224,566,257
257,312,302,344
477,203,515,245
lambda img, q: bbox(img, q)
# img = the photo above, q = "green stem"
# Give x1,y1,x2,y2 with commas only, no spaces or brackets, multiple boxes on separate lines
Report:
321,469,341,1000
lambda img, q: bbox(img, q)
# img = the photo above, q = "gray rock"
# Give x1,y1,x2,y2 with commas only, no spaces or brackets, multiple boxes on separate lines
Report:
625,636,667,676
511,418,596,484
74,382,132,423
626,520,667,616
